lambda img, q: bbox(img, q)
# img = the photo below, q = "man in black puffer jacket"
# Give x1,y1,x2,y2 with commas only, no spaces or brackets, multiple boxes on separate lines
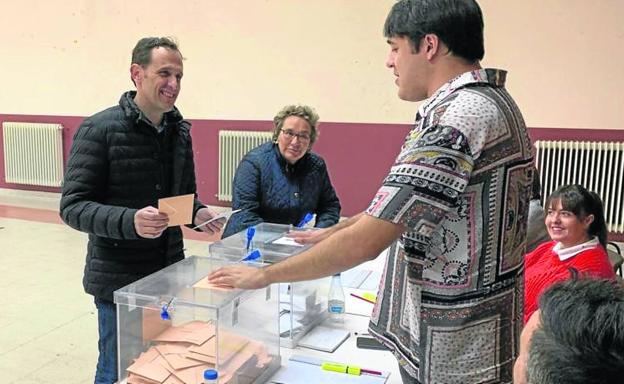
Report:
60,37,223,384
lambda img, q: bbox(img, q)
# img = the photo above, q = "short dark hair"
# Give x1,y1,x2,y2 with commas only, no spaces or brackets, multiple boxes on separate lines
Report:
384,0,484,63
546,184,608,247
526,278,624,384
131,36,180,67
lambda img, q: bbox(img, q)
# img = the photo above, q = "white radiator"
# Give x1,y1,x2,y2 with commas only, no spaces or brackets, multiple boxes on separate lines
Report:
218,130,272,201
534,140,624,235
2,122,64,187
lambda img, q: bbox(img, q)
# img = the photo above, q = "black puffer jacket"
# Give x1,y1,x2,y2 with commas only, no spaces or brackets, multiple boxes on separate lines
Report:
60,91,204,302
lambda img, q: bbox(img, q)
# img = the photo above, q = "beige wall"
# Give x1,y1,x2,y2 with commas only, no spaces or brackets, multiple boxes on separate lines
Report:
2,0,623,128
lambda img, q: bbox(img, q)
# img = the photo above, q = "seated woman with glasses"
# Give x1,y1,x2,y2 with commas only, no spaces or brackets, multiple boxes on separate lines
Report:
524,184,616,324
222,104,341,238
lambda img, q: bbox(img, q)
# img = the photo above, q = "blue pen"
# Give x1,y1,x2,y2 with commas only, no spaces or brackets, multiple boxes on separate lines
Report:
246,227,256,251
241,249,261,262
297,213,314,228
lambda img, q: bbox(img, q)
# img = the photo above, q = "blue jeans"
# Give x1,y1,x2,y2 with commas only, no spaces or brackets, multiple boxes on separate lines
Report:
94,298,117,384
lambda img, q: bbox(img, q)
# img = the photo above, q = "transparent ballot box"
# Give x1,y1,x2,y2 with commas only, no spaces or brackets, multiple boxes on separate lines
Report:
114,256,280,384
210,222,315,263
209,223,330,348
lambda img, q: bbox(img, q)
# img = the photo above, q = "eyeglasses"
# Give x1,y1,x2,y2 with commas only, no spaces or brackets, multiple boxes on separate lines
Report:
281,129,311,142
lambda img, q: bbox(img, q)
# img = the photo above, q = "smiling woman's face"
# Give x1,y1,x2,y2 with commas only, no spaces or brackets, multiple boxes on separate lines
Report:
545,199,593,249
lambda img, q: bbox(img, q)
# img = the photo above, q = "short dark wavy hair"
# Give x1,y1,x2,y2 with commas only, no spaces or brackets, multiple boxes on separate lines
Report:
131,36,180,67
527,278,624,384
384,0,484,62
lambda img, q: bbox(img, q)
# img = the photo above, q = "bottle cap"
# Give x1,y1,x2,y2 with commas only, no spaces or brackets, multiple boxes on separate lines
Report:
204,369,218,380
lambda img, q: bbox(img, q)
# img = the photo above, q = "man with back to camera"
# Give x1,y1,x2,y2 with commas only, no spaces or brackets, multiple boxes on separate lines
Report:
513,277,624,384
208,1,533,383
60,37,223,383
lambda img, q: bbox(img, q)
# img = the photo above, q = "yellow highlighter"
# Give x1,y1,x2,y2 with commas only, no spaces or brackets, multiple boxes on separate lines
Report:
321,362,361,375
362,292,377,303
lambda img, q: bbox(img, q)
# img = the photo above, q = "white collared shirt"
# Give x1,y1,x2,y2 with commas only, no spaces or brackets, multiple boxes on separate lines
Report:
553,237,600,261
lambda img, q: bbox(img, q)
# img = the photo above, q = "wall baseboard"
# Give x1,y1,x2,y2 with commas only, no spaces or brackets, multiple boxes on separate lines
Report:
0,188,61,211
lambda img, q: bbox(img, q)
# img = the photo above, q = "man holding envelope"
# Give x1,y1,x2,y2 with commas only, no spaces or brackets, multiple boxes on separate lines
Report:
60,37,223,384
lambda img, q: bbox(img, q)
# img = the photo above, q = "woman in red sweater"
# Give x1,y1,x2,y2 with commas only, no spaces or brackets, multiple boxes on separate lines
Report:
524,184,616,324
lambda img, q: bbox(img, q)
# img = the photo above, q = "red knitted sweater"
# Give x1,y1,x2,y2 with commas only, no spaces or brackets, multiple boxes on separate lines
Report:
524,240,615,324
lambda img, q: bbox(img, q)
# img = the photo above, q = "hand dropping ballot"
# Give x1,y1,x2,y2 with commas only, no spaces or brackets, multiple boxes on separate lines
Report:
192,209,241,230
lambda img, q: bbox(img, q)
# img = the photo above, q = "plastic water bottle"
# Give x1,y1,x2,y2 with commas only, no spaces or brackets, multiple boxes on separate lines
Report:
328,273,345,323
203,369,218,384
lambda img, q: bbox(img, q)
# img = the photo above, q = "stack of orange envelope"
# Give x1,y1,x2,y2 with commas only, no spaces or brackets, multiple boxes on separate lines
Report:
126,321,272,384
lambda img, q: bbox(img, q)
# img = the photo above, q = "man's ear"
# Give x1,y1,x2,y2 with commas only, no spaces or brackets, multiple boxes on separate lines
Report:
130,63,143,86
422,34,440,60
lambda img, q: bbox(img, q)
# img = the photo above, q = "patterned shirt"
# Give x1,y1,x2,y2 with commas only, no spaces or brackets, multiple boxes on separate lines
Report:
367,69,533,384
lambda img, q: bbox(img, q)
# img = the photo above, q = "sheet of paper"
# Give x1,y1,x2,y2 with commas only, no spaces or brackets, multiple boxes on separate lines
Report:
341,268,373,289
270,355,389,384
271,235,305,247
158,193,194,227
192,208,242,229
296,325,350,353
358,270,382,291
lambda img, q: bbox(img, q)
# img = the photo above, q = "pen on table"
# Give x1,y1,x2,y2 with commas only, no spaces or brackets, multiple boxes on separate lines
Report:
361,368,383,376
321,362,382,376
350,292,376,304
296,212,313,228
245,226,256,251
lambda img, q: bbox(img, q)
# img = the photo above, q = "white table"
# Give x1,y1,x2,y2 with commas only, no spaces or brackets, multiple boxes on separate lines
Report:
271,313,401,384
270,251,401,384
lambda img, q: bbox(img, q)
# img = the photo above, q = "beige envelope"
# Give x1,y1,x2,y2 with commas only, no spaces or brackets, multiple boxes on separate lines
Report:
158,194,194,227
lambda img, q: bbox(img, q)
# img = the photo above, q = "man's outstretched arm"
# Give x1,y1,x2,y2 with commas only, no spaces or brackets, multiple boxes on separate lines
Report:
208,214,404,289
